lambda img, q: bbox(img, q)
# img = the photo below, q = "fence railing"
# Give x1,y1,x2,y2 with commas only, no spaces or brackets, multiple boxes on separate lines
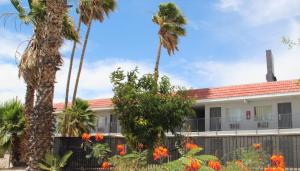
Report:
54,135,300,171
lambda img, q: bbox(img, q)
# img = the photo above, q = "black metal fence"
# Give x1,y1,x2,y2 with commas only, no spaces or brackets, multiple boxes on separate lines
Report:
54,134,300,171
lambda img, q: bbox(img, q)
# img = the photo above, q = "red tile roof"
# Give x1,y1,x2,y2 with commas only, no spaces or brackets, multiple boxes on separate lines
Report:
54,79,300,111
188,79,300,100
54,98,112,112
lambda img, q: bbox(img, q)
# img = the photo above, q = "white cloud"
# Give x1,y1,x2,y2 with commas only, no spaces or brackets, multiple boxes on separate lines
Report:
0,28,28,60
0,0,9,5
216,0,300,25
54,58,191,102
190,19,300,87
0,63,26,102
217,0,242,11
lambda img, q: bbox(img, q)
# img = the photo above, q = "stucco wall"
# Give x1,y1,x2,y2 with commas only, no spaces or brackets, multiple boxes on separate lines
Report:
204,95,300,131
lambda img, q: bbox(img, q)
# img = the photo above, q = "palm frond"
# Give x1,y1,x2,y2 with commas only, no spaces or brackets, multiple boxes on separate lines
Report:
62,15,80,42
153,2,186,56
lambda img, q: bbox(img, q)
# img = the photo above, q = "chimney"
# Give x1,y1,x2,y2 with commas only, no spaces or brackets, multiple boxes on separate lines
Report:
266,50,277,82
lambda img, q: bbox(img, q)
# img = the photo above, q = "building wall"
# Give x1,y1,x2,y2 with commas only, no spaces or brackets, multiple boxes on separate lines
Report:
93,110,111,133
204,95,300,131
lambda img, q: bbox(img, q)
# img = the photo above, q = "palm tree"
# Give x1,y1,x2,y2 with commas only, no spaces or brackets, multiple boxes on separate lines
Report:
26,0,67,170
152,3,187,82
0,99,25,167
58,98,96,137
11,0,79,165
71,0,116,105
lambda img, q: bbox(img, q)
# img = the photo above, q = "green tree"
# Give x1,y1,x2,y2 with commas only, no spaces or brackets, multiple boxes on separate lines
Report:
110,68,195,149
152,3,187,82
58,98,96,137
0,99,25,166
71,0,117,105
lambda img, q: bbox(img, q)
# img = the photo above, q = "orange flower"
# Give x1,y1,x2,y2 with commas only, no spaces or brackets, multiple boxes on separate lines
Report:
208,161,221,171
119,150,125,156
271,155,285,168
264,167,284,171
82,133,90,141
190,159,201,170
185,143,199,150
95,133,104,142
236,160,248,171
117,144,125,156
153,146,169,161
253,143,261,150
117,144,125,152
101,161,110,169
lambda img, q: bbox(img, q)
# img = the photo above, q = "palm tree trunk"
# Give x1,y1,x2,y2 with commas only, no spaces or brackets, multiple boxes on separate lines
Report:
27,0,66,170
61,18,82,137
11,135,24,167
154,38,162,82
64,18,82,109
72,11,94,106
20,84,35,165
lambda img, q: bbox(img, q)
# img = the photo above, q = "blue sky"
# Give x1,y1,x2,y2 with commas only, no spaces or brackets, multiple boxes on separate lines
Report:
1,0,300,102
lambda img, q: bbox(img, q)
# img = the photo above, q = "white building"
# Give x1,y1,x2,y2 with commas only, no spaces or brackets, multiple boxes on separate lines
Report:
54,50,300,136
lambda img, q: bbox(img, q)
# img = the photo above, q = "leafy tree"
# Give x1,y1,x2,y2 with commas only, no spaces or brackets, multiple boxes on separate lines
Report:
0,99,25,166
110,68,195,149
38,151,73,171
152,3,187,82
58,98,96,137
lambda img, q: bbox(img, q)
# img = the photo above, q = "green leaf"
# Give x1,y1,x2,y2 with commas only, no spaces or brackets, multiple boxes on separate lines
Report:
200,166,215,171
59,151,73,167
38,163,52,171
195,155,218,162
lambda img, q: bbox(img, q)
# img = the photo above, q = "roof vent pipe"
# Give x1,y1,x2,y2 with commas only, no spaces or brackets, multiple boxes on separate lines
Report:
266,50,277,82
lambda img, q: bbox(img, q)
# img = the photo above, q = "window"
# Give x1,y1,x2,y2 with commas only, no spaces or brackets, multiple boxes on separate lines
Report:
225,108,242,122
210,107,221,131
254,105,272,121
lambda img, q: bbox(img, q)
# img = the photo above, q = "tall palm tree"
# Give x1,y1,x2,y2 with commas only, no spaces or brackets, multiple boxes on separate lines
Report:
152,3,187,82
58,98,96,137
72,0,116,105
11,0,79,165
27,0,67,170
0,99,25,167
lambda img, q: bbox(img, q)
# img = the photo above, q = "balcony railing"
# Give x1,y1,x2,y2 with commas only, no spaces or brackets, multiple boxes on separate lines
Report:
180,114,295,134
92,114,297,135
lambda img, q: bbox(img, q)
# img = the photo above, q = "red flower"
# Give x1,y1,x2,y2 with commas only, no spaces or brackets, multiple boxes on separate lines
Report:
208,161,221,171
271,155,285,168
253,143,261,150
119,150,125,156
101,161,110,169
191,159,201,170
82,133,90,141
117,144,125,156
95,133,104,142
153,146,169,161
185,143,199,150
117,144,125,152
138,143,144,149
